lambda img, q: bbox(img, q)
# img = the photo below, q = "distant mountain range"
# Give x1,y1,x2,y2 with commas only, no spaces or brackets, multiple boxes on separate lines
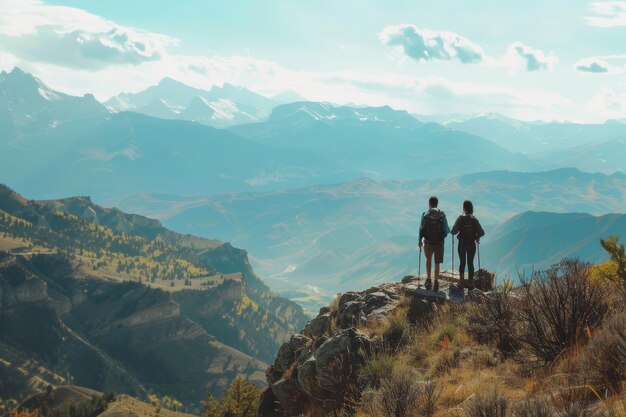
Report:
447,113,626,174
0,184,307,405
113,168,626,309
104,77,288,128
2,68,560,202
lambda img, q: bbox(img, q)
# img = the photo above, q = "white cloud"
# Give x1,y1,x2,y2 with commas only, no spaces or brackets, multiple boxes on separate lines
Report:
379,25,484,64
586,2,626,27
499,42,558,72
575,57,623,73
380,25,556,72
0,0,176,69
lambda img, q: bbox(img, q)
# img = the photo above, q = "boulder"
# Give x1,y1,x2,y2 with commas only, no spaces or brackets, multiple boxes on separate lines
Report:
271,377,307,416
302,312,331,338
337,300,365,329
268,334,311,383
258,387,280,417
314,328,371,402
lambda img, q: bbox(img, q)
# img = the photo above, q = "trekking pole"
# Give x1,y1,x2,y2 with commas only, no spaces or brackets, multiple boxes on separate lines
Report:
451,235,455,276
418,245,422,278
477,240,481,271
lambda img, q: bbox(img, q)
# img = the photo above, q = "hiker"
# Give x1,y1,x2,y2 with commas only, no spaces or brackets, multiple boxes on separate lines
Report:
418,196,450,292
451,200,485,289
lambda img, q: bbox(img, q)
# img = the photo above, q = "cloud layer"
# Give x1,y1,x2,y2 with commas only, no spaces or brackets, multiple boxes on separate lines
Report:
380,25,557,72
379,25,484,64
586,2,626,27
0,0,175,69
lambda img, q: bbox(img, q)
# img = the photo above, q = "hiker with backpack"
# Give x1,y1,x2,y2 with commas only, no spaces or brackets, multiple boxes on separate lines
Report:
451,200,485,289
418,196,450,292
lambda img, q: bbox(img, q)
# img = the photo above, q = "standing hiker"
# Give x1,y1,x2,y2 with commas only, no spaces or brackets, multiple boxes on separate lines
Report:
451,200,485,289
418,196,450,292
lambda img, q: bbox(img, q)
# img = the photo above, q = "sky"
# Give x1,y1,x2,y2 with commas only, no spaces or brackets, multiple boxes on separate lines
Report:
1,0,626,122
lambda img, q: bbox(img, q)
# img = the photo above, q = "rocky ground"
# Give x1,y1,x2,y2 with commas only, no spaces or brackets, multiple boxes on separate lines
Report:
258,270,494,416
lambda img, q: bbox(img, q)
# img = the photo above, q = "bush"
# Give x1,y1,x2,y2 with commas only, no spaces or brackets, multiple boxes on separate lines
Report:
467,280,520,357
465,389,509,417
518,260,608,363
512,397,554,417
382,314,410,347
370,369,421,417
360,351,397,389
204,376,261,417
581,310,626,393
599,236,626,302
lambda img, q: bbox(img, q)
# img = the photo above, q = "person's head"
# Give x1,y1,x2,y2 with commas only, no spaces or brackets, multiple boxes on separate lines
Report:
463,200,474,215
429,196,438,208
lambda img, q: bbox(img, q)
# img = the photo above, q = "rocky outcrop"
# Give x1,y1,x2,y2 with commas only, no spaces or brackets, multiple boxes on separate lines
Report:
260,274,485,416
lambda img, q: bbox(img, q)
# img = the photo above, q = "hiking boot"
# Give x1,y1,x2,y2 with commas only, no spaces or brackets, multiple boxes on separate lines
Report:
424,278,432,290
467,279,475,290
433,280,439,292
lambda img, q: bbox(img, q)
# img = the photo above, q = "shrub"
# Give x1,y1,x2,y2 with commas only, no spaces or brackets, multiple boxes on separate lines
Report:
581,310,626,393
467,280,520,357
599,236,626,302
204,376,260,417
370,369,421,417
512,397,554,417
465,389,509,417
360,351,397,389
382,314,410,347
518,260,608,363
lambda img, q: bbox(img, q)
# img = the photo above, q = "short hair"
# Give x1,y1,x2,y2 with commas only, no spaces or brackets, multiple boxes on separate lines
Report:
429,196,438,207
463,200,474,214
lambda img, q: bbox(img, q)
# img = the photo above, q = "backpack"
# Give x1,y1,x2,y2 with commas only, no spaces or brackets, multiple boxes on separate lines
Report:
459,215,477,241
425,209,445,244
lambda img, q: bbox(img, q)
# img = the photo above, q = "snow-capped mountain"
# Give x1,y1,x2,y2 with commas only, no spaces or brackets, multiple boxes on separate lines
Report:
104,77,284,128
0,67,108,130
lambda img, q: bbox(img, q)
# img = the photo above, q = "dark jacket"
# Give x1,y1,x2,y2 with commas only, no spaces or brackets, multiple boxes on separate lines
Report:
451,214,485,242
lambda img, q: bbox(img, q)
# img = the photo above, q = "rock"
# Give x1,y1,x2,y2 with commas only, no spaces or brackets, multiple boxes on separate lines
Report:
314,328,371,403
302,312,331,338
407,298,435,324
319,306,331,315
297,356,319,397
337,300,365,329
271,377,307,416
338,291,360,310
258,387,280,417
270,334,311,383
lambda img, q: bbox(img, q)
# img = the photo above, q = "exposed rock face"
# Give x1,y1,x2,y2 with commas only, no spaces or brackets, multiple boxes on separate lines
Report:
259,275,485,416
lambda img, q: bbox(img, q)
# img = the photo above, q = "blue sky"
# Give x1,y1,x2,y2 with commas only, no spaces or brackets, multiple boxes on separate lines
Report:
2,0,626,121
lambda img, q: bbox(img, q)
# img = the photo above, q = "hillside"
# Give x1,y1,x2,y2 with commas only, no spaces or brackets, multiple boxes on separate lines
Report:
0,184,307,407
258,257,626,417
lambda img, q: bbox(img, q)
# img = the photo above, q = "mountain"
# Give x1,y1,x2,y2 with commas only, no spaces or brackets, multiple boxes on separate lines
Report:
0,184,307,406
481,211,626,278
447,113,626,155
4,111,333,201
114,168,626,311
230,102,544,181
0,67,108,137
104,77,275,128
533,138,626,174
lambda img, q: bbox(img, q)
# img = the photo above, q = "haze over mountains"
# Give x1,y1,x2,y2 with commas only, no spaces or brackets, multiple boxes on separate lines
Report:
2,67,626,311
114,168,626,310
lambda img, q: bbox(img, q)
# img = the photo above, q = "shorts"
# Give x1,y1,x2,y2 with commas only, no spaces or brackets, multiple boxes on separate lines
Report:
424,243,444,264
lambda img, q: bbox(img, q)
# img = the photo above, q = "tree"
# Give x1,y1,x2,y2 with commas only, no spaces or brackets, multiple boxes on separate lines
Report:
599,236,626,301
204,377,261,417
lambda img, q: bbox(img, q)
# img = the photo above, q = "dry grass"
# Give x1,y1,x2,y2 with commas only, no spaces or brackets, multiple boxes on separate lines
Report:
347,260,626,417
